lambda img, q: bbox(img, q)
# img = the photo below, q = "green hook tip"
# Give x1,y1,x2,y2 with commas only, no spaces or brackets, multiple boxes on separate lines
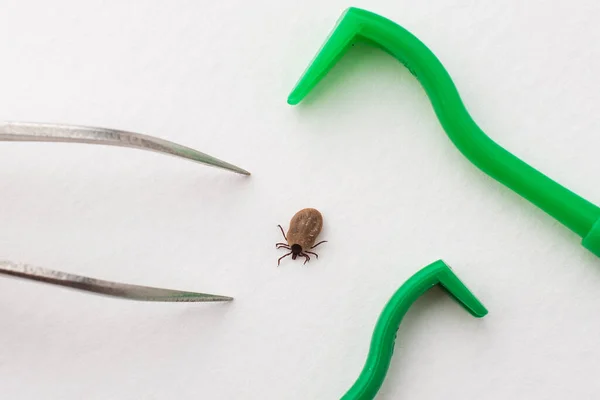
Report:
434,261,488,318
287,7,363,105
340,259,487,399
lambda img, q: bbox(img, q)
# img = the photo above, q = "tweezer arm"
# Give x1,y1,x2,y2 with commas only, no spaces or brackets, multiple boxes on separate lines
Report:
0,121,250,175
0,260,233,302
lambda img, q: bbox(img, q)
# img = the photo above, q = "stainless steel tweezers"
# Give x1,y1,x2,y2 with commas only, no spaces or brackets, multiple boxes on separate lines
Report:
0,121,250,175
0,121,248,302
0,261,232,302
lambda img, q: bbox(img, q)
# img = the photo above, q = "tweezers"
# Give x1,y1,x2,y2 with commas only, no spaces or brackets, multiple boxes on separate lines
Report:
0,261,232,302
0,121,248,302
0,121,250,175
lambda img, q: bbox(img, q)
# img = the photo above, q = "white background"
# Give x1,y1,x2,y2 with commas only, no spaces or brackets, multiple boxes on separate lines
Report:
0,0,599,399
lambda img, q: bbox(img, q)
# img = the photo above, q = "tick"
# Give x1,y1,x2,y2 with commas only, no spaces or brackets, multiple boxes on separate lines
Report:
276,208,328,266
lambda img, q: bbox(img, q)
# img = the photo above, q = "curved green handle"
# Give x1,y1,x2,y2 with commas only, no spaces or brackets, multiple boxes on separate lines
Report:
341,260,487,400
288,7,600,257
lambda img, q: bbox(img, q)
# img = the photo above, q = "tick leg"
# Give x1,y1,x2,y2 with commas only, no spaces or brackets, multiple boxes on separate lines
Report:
278,251,292,266
311,240,328,249
276,242,290,249
305,251,318,259
301,252,311,265
277,225,288,241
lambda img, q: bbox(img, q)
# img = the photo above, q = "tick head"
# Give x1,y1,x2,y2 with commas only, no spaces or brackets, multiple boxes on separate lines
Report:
291,244,302,259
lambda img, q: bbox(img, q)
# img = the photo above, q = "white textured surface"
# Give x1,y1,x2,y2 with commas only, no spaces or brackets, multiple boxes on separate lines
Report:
1,1,599,399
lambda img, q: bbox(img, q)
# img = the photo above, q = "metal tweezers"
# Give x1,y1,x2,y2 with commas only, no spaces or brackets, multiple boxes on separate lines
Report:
0,121,249,302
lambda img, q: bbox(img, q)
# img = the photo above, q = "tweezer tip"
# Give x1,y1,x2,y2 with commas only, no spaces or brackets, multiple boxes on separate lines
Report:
205,158,251,176
228,166,251,176
213,295,234,301
171,291,234,302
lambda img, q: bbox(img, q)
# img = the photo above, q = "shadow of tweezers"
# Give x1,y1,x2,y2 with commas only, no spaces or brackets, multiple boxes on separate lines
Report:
0,121,248,301
288,7,600,257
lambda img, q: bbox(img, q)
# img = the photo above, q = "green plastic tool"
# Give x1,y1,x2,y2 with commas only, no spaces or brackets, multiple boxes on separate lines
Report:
341,260,487,400
288,7,600,257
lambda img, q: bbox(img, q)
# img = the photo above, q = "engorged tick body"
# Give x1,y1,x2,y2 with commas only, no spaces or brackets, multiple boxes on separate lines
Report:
276,208,327,266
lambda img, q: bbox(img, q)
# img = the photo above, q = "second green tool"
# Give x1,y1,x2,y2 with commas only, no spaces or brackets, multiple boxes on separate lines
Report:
341,260,487,399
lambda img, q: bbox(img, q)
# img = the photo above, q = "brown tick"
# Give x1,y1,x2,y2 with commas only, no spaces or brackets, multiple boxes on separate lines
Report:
276,208,327,266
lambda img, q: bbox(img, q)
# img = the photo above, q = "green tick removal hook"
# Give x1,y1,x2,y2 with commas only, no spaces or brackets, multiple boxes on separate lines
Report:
341,260,487,400
288,7,600,257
